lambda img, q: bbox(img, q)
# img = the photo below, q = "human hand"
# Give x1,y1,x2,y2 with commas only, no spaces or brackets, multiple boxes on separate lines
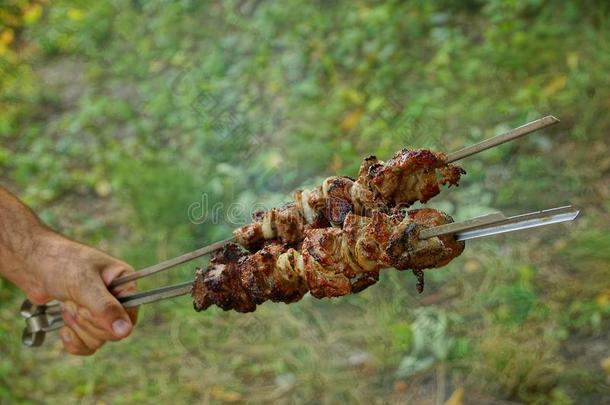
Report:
24,232,138,355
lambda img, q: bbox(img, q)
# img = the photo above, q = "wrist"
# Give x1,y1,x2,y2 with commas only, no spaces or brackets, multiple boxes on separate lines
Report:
21,228,70,302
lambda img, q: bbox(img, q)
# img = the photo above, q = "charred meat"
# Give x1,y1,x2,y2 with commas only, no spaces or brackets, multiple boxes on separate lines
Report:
193,208,464,313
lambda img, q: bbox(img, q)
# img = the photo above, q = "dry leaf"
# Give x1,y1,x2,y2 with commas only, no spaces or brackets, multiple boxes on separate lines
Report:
543,75,566,97
95,180,112,197
209,386,243,402
444,386,464,405
601,357,610,375
340,110,363,133
595,288,610,308
464,259,480,273
393,380,408,393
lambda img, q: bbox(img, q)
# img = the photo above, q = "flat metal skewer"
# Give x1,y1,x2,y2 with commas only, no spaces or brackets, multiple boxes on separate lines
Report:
110,116,560,287
419,212,507,239
455,206,578,241
420,205,579,241
118,281,192,308
20,282,194,347
109,238,234,287
446,115,559,163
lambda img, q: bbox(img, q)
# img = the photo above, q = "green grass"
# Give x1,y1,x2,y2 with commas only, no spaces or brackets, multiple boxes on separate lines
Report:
1,0,609,403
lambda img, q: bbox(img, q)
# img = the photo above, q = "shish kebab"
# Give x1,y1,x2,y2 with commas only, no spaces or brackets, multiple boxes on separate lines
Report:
20,116,579,346
111,115,560,287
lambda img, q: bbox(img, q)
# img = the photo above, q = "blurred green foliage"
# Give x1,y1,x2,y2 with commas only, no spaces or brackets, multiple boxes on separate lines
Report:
1,0,609,403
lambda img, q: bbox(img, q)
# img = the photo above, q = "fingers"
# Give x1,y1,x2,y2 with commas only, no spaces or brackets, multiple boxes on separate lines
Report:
63,301,120,342
120,298,138,328
82,284,133,338
59,305,103,355
60,299,131,356
102,263,139,327
59,327,95,356
72,270,134,340
100,259,134,289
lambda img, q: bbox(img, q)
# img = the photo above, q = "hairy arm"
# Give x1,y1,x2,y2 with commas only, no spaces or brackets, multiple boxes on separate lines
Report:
0,186,53,298
0,185,138,355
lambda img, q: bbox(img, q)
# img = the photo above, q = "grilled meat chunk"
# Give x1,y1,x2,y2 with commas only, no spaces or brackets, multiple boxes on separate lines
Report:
234,202,307,251
366,149,465,206
193,242,308,313
194,208,464,313
192,244,253,312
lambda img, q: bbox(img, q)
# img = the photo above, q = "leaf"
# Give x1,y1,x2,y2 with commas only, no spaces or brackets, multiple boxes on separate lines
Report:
23,4,43,25
444,387,464,405
596,288,610,309
601,357,610,375
566,52,579,70
543,75,566,97
67,9,83,21
0,29,14,46
339,110,363,133
208,387,243,402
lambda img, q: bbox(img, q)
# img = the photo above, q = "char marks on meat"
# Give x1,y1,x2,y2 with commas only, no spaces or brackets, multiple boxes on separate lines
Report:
193,208,464,313
195,147,466,313
366,149,465,206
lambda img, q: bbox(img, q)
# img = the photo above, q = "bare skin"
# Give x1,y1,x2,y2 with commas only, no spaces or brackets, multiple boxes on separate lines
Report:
0,185,137,355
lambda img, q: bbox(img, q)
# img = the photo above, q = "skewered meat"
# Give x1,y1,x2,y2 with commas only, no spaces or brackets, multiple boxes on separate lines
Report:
193,208,464,313
366,149,464,206
192,242,308,313
204,148,465,312
233,148,464,251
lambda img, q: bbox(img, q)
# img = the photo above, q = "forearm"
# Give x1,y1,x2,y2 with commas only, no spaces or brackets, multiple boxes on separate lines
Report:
0,185,57,298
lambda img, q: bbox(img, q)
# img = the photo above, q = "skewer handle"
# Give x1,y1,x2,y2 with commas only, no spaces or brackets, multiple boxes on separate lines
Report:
446,115,559,163
19,282,193,347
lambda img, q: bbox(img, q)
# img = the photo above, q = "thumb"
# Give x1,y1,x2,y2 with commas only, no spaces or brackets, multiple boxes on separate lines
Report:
73,276,133,339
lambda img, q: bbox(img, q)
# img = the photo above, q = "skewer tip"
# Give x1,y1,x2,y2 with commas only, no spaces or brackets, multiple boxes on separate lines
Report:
544,115,560,124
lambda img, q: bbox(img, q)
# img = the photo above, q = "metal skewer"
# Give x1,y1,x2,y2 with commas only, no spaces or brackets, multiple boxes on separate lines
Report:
419,205,579,240
118,281,192,308
418,212,507,239
20,205,579,347
109,238,233,288
446,115,559,163
20,282,194,347
109,116,560,288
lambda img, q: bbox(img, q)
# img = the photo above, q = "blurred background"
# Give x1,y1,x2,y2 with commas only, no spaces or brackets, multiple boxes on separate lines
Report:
1,1,609,403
